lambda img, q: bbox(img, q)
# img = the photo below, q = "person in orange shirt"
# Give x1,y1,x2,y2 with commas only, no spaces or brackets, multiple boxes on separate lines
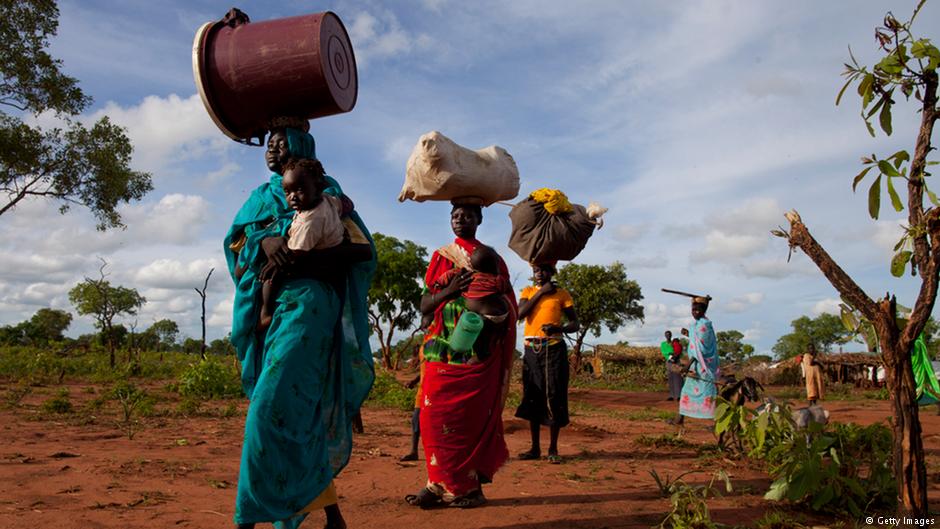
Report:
515,262,579,463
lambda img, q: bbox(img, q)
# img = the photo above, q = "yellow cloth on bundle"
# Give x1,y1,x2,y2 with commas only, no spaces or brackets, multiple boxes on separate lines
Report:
530,188,573,215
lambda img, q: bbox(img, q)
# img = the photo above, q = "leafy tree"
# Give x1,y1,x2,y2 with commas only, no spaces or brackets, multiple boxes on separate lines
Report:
554,262,644,368
0,0,152,229
68,263,145,368
771,314,852,360
25,308,72,344
0,307,72,346
775,4,938,514
716,330,755,365
367,233,428,370
208,335,236,356
181,337,203,356
146,319,179,351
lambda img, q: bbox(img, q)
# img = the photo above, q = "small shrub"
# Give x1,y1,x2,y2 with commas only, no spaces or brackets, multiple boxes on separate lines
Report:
3,383,31,409
177,397,201,416
219,402,238,418
657,470,731,529
41,388,73,414
649,468,694,497
177,358,242,399
365,369,416,411
109,381,151,440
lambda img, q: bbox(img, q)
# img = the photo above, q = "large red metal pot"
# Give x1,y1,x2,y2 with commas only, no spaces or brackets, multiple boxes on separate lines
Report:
192,8,358,145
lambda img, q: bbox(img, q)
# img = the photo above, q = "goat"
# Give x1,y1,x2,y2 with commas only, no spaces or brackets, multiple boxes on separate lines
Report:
716,375,764,450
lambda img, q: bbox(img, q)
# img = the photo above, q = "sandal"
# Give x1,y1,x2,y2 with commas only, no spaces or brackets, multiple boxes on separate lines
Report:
547,454,562,464
405,488,443,509
517,450,541,460
399,453,418,462
449,489,486,509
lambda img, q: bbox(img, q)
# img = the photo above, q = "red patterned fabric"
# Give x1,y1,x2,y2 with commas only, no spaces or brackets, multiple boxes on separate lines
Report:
420,237,517,496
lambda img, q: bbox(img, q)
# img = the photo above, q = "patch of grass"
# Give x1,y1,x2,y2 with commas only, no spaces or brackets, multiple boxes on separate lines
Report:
3,383,31,409
770,387,802,400
622,407,674,421
176,397,201,416
636,433,697,449
40,388,73,414
753,510,807,529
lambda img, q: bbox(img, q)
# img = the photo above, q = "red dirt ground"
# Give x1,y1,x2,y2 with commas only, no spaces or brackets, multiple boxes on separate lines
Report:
1,383,939,529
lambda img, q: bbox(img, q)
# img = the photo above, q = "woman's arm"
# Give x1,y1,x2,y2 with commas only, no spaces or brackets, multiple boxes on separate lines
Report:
517,282,555,319
540,306,580,335
261,236,373,275
419,270,472,315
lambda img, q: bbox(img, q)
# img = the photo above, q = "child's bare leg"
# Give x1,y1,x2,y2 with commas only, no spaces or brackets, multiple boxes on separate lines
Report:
258,280,275,332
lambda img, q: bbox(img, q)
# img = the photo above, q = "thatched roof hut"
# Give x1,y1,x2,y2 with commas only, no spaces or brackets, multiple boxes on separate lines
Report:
587,344,662,375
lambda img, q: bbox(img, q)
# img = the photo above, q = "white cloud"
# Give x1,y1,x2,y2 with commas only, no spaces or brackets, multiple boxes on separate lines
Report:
89,94,228,174
207,293,234,329
124,194,212,245
204,162,242,185
347,10,433,66
613,224,646,242
740,259,805,279
811,297,842,316
707,198,783,237
692,231,767,263
134,257,223,290
726,292,765,313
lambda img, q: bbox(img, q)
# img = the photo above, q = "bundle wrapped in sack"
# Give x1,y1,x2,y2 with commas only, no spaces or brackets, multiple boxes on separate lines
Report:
508,188,607,264
398,131,519,206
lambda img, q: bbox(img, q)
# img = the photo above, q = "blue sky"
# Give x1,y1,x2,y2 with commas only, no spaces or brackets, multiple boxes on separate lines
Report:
2,0,939,356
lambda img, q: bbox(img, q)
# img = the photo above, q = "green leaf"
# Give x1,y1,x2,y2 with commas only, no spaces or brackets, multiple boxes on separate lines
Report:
879,97,893,136
764,479,788,501
885,176,903,212
868,175,882,219
864,117,876,137
891,251,913,277
841,308,859,332
858,73,875,108
891,150,910,168
835,78,853,106
927,188,940,206
852,166,873,192
865,95,885,118
878,160,900,177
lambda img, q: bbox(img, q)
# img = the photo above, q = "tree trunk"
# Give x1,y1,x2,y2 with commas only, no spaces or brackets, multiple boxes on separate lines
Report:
571,331,586,373
785,212,929,516
878,327,929,515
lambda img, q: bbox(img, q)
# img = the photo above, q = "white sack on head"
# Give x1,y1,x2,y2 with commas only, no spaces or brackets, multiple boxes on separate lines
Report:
398,131,520,206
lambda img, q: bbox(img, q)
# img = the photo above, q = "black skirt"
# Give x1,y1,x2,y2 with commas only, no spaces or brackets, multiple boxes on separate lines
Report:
515,340,570,427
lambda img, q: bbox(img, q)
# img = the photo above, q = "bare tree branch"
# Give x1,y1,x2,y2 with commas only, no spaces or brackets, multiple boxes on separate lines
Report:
784,210,880,322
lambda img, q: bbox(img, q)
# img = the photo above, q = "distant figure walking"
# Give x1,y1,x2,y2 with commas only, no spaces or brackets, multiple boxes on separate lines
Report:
802,344,825,406
667,337,684,401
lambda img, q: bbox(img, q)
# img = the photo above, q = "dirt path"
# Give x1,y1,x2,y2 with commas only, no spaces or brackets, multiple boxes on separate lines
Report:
1,383,938,528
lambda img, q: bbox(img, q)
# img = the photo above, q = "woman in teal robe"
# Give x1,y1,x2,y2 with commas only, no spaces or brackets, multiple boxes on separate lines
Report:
223,127,375,529
678,297,720,421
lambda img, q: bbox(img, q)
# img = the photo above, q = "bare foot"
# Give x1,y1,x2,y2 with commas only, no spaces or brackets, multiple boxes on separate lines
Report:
399,452,418,462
